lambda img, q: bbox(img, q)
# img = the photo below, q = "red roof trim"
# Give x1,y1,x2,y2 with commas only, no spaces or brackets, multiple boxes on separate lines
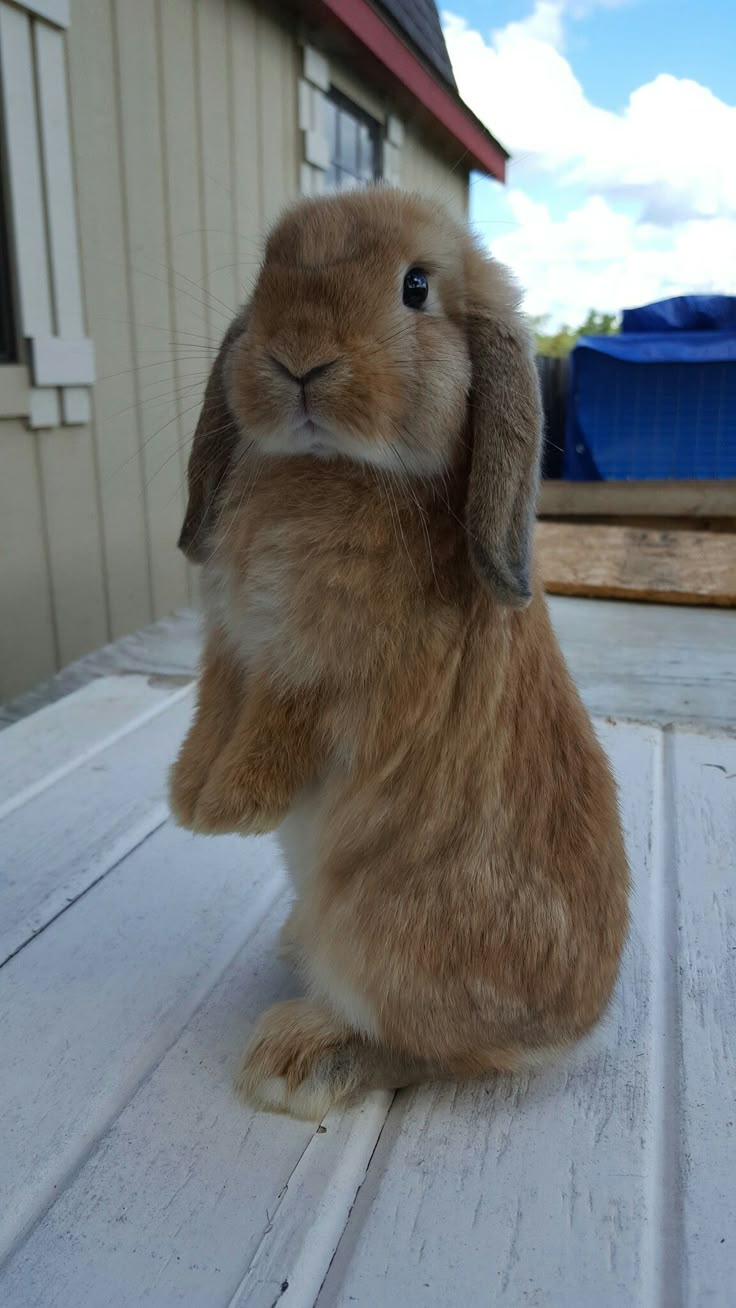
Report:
316,0,507,181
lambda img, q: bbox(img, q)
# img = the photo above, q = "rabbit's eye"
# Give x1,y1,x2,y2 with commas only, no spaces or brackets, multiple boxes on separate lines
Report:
403,268,429,309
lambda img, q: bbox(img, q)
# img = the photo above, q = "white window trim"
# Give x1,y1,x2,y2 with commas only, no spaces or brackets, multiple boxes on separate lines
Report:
299,43,403,197
0,0,93,428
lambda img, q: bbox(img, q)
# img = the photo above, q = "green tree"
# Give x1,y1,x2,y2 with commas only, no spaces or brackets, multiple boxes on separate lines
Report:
533,310,619,357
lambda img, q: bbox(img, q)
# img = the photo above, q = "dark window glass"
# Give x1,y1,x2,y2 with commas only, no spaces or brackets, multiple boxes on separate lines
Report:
0,154,16,363
324,95,338,165
324,89,381,193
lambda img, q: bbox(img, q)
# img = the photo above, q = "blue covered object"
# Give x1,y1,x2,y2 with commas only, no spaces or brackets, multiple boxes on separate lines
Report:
621,294,736,334
563,295,736,480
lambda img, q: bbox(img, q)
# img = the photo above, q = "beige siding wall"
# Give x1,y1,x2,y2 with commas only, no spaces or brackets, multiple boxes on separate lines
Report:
0,0,300,701
0,3,468,702
401,124,469,215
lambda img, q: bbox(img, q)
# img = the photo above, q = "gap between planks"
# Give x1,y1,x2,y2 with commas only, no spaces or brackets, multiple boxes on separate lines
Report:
227,1091,394,1308
641,727,685,1308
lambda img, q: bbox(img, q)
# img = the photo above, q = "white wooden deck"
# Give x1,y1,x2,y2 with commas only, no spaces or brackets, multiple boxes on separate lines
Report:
0,663,734,1306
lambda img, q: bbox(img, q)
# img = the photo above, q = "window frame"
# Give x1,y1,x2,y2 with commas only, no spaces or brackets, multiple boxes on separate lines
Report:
299,43,403,199
323,87,383,192
0,0,93,427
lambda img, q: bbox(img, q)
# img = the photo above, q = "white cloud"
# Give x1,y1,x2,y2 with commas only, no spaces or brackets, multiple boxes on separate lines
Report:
444,7,736,221
493,192,736,326
442,4,736,324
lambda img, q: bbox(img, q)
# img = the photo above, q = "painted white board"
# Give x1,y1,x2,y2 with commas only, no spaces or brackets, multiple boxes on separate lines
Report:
0,674,190,821
0,693,194,965
0,700,733,1306
0,821,286,1262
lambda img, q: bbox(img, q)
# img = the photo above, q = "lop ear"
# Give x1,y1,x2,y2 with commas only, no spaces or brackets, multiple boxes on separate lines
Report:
465,314,543,607
177,308,249,563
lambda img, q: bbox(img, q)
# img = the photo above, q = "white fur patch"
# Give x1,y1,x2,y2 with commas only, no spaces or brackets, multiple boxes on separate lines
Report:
307,960,378,1039
277,785,323,897
242,1070,339,1122
278,789,378,1040
232,560,289,665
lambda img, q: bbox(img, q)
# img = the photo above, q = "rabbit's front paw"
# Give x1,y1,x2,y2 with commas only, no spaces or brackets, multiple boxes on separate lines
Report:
192,756,289,836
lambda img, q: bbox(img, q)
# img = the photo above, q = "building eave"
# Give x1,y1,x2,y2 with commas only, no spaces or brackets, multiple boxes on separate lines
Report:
303,0,508,181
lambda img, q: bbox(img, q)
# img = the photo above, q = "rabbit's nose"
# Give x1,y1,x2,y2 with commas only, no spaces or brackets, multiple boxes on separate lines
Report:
270,355,339,386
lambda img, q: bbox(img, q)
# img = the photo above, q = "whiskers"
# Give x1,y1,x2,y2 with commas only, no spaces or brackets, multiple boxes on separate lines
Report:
206,439,260,560
370,460,422,591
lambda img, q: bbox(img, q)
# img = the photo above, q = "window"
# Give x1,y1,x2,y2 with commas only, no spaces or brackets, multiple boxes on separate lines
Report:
0,156,16,364
299,46,400,199
0,0,93,425
323,90,381,192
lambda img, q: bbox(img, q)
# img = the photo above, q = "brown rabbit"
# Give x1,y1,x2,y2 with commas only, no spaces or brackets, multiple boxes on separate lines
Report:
170,188,629,1121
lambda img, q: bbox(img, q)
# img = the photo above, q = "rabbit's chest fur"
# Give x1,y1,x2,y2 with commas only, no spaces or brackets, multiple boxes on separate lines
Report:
204,458,462,696
203,543,293,671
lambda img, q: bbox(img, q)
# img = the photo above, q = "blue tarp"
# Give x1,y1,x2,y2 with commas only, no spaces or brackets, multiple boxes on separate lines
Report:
563,296,736,480
622,294,736,334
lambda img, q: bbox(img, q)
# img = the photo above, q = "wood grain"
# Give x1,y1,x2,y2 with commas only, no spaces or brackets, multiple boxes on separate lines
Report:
537,521,736,606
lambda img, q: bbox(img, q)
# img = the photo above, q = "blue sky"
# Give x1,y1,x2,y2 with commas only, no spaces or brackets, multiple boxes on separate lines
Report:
441,1,736,326
456,0,734,109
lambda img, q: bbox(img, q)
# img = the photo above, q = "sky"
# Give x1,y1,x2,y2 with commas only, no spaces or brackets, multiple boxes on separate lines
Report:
441,0,736,328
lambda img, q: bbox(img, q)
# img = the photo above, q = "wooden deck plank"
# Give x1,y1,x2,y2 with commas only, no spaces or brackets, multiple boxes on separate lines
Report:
0,821,285,1264
538,479,736,520
670,730,736,1303
0,692,193,967
0,674,189,821
228,1090,393,1308
0,879,390,1307
1,693,733,1306
537,521,736,606
316,722,728,1307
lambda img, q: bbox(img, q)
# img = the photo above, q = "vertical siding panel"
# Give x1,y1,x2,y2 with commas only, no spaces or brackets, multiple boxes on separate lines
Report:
257,8,289,229
157,0,212,604
36,425,109,667
229,0,262,302
195,0,238,328
112,0,188,620
66,0,152,638
280,25,299,209
402,129,469,215
0,423,57,699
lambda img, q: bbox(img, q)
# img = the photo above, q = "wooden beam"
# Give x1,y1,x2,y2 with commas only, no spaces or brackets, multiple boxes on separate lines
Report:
536,521,736,607
539,480,736,520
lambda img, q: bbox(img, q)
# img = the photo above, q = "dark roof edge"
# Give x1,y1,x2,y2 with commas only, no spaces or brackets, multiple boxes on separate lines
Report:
308,0,508,181
375,0,457,90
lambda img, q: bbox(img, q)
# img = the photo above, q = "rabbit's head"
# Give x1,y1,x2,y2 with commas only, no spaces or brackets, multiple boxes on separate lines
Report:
180,188,542,606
